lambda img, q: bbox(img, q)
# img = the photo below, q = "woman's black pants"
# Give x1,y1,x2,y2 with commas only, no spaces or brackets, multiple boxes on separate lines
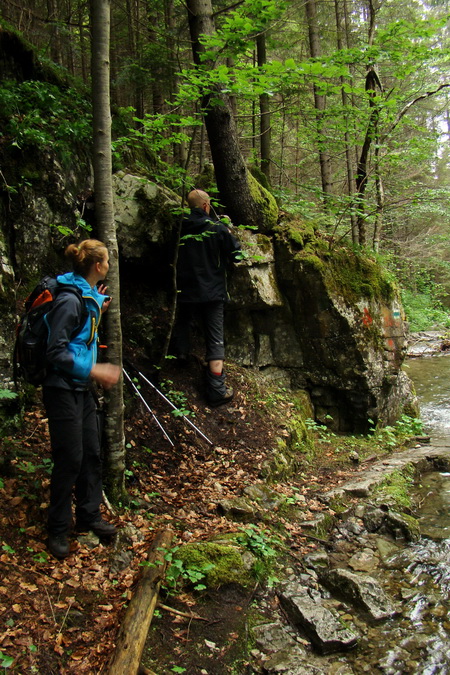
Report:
43,387,102,536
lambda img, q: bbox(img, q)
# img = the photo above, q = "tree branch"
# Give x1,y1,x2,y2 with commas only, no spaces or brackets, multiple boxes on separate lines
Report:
385,84,450,139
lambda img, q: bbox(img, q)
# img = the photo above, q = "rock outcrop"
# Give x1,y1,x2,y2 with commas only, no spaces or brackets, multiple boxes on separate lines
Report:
0,158,417,430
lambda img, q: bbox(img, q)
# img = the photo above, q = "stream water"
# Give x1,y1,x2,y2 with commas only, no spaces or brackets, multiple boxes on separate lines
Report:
332,355,450,674
405,353,450,444
352,355,450,674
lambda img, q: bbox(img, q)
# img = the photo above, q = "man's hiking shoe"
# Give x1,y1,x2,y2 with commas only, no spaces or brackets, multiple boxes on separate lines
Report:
205,369,233,407
48,534,69,559
76,519,117,538
176,353,189,367
207,387,234,408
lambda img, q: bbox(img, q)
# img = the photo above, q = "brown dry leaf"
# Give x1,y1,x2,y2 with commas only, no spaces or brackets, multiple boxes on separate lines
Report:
10,497,23,506
54,633,64,656
22,583,38,593
66,578,81,588
11,604,22,613
98,604,113,611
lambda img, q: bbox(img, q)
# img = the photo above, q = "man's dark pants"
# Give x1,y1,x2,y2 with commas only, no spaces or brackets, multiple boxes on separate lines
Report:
43,387,102,536
174,301,225,361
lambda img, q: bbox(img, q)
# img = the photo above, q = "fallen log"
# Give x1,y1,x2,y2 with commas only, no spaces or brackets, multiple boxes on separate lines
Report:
108,528,174,675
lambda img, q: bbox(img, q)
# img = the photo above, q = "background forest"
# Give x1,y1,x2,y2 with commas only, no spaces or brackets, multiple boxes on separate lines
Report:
0,0,449,330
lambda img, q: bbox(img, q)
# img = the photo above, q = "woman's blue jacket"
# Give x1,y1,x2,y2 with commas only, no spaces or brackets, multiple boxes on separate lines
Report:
43,273,107,389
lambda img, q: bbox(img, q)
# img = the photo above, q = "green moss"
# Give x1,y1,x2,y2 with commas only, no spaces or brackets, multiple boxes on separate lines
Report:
397,512,420,539
247,172,278,233
373,465,415,509
255,233,273,254
311,513,336,540
325,250,396,304
275,220,317,250
176,542,254,589
248,164,271,191
297,252,326,273
328,495,351,514
290,390,315,418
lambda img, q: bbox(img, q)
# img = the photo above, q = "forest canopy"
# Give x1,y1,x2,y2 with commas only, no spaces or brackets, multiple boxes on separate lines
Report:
1,0,449,325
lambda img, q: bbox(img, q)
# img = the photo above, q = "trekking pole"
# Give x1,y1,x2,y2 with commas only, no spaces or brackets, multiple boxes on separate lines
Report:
136,370,214,447
123,369,174,447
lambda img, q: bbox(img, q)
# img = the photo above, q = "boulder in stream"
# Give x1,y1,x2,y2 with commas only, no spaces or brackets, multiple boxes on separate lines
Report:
277,582,359,654
320,568,397,622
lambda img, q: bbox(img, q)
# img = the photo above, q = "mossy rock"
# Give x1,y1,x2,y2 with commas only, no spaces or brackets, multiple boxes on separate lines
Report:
176,542,255,589
325,249,396,304
274,220,317,251
373,465,416,510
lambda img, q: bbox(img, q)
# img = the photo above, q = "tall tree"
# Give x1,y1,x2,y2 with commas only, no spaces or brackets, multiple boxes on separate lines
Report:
185,0,277,231
90,0,126,500
257,32,271,184
305,0,332,207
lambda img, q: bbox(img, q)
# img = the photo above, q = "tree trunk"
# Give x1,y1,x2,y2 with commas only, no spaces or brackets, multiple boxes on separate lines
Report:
108,529,174,675
257,33,271,184
373,143,384,252
90,0,126,501
334,0,357,243
47,0,62,65
305,0,332,207
185,0,277,231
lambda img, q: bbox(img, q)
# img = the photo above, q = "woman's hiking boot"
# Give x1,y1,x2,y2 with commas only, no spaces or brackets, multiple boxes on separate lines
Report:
48,533,69,559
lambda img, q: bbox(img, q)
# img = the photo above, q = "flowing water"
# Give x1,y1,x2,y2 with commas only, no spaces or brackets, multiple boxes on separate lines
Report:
343,356,450,674
405,354,450,444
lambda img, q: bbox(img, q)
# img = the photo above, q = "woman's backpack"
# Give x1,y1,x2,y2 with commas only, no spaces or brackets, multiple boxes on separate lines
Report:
13,276,87,386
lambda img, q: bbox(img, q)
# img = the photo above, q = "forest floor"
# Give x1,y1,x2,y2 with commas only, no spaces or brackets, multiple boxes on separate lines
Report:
0,355,405,674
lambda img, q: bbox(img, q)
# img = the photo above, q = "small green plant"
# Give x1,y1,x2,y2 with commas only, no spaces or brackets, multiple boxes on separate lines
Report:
0,650,14,668
0,389,18,400
160,380,195,418
164,547,214,592
2,543,15,555
305,417,336,441
237,524,280,560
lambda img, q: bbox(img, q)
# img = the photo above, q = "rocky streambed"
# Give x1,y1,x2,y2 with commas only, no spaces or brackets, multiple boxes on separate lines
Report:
246,443,450,675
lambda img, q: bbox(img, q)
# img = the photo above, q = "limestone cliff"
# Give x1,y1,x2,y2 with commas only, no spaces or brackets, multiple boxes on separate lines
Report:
0,160,416,431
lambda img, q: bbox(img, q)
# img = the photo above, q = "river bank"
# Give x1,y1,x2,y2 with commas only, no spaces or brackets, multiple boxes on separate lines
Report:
143,440,450,674
0,353,447,673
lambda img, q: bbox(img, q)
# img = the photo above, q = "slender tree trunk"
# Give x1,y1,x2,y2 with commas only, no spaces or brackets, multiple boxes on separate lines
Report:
305,0,332,207
355,80,381,246
185,0,277,230
90,0,126,501
355,0,382,246
47,0,62,65
373,144,384,252
279,96,286,187
257,33,271,184
78,6,88,84
335,0,357,243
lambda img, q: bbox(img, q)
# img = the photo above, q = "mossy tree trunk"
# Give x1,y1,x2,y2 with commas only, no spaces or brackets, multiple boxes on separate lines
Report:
185,0,277,232
90,0,126,501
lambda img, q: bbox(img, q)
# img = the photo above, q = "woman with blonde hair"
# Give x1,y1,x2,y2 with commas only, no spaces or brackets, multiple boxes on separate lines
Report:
43,239,120,559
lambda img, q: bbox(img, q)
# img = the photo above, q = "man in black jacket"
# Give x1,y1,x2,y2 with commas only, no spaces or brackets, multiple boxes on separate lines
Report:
174,189,241,406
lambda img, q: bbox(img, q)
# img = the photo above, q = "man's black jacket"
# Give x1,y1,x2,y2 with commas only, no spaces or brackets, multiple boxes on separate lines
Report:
176,208,241,303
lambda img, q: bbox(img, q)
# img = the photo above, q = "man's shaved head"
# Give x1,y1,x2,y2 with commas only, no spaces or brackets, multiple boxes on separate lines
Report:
187,189,210,209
